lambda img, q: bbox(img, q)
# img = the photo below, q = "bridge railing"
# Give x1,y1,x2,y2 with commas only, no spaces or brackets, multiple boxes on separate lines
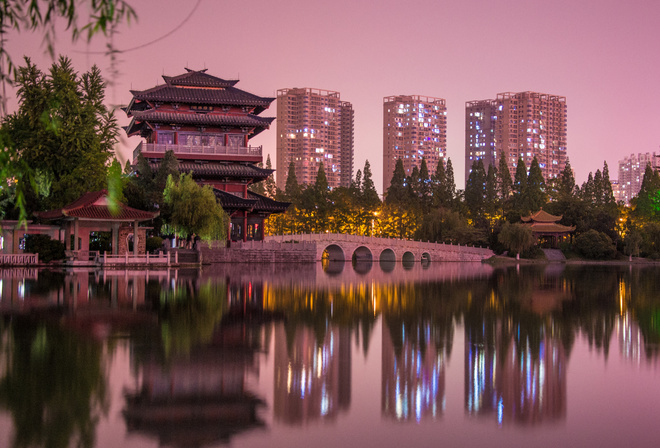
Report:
264,233,493,254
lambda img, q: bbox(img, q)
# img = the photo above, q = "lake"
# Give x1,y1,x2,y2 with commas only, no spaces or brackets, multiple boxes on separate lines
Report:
1,261,660,448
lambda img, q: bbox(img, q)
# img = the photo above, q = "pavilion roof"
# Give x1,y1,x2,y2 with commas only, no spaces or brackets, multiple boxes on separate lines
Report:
147,160,273,180
213,189,289,214
128,109,273,128
35,190,159,222
162,68,239,88
520,209,563,223
523,221,576,234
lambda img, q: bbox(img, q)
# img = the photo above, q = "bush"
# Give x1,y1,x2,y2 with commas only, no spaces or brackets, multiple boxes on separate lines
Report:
23,234,65,263
146,236,163,253
573,230,617,260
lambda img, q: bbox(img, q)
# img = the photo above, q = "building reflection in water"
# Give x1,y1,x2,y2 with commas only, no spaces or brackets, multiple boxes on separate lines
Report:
273,322,351,424
381,319,448,422
465,265,569,426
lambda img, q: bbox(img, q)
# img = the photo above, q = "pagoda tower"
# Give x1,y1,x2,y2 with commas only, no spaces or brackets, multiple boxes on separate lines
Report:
124,68,289,242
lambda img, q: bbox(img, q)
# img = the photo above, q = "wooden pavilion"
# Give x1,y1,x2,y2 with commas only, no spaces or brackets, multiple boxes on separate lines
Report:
520,209,575,248
34,190,159,257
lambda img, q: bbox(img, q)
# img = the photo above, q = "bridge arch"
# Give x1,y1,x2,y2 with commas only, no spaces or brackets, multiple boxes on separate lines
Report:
352,246,373,263
378,248,396,263
421,252,431,263
322,244,346,261
402,251,415,263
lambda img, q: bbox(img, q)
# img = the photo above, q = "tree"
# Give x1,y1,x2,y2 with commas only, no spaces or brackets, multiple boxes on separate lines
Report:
1,57,117,216
498,222,536,259
386,158,407,205
361,160,380,208
418,158,432,212
263,154,277,198
497,154,512,200
465,159,486,222
162,173,228,244
0,0,136,222
284,162,301,204
0,0,136,113
523,157,547,212
512,157,527,214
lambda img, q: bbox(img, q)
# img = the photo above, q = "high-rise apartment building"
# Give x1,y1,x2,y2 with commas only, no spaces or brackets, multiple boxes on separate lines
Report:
383,95,447,194
465,92,567,185
276,88,354,190
617,152,660,204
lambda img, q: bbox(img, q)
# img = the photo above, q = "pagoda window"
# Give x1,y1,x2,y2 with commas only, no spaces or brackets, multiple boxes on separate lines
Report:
157,131,175,145
228,134,243,147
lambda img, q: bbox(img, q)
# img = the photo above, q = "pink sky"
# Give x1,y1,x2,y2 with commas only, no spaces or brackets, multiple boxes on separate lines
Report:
6,0,660,194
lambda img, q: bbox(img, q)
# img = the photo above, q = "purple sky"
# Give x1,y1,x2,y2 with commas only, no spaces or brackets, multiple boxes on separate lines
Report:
6,0,660,193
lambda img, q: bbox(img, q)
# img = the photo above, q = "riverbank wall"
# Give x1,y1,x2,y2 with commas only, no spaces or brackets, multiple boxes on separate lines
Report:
199,240,316,263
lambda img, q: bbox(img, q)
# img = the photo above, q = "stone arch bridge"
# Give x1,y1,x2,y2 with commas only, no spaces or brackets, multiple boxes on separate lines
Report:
265,233,494,262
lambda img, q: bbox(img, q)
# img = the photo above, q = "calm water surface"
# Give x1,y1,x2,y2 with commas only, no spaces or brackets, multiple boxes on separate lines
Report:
1,261,660,448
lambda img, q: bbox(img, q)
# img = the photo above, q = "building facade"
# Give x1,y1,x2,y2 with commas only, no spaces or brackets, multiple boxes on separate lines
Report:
276,88,354,190
124,68,289,243
617,152,660,204
465,92,567,186
383,95,447,194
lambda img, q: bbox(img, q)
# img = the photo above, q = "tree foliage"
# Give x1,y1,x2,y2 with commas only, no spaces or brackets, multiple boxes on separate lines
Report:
498,222,536,257
1,57,117,218
162,173,227,243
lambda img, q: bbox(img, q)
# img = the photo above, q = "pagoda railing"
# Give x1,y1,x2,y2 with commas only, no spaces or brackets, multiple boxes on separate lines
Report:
134,142,262,159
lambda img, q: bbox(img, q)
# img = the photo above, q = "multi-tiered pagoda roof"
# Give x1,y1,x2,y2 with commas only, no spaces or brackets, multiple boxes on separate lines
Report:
124,68,275,139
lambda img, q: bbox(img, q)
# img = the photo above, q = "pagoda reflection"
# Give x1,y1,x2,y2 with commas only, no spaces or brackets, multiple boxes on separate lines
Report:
123,279,269,447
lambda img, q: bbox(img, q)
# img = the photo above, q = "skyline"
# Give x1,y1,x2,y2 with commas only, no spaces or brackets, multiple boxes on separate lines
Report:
5,0,660,194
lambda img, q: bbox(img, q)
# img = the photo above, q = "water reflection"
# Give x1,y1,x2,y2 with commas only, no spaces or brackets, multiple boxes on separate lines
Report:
3,263,660,447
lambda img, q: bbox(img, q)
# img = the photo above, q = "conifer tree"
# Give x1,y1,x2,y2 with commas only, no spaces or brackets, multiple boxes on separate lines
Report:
485,163,498,216
418,158,432,212
524,157,547,212
284,162,301,203
386,158,407,205
361,160,380,208
465,159,487,220
445,158,456,206
557,158,576,201
497,154,512,200
264,154,277,198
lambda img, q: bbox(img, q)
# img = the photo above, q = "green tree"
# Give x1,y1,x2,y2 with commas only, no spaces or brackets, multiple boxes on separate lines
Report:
633,163,660,221
497,154,512,200
386,158,407,205
498,222,536,259
418,158,432,212
1,57,117,215
523,157,547,212
264,154,277,198
162,173,228,244
0,0,136,113
361,159,380,208
284,161,301,204
465,159,486,222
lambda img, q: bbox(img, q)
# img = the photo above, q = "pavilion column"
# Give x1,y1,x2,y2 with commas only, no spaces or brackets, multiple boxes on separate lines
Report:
243,211,247,242
112,223,120,255
73,218,80,250
133,220,139,256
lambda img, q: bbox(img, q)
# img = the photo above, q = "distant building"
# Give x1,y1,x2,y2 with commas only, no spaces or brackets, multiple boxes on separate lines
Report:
617,152,660,204
124,68,289,243
383,95,447,194
611,180,623,204
465,92,567,187
276,88,354,189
